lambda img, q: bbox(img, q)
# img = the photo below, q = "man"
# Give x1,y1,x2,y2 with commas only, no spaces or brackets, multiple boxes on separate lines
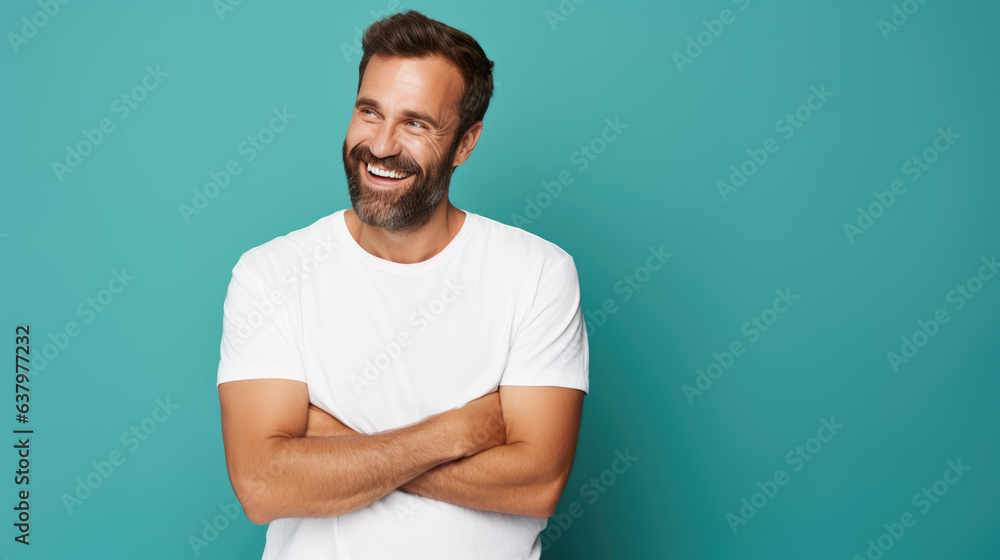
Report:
217,10,588,559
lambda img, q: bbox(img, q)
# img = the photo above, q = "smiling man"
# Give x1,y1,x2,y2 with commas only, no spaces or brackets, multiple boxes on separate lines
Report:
216,10,589,560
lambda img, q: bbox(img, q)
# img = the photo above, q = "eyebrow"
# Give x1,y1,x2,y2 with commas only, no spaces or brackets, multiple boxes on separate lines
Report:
355,97,440,130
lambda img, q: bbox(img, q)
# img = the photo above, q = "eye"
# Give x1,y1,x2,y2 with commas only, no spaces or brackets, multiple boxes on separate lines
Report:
406,121,425,129
359,108,377,117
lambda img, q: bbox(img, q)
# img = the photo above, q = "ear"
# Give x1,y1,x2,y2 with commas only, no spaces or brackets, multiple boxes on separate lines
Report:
451,121,484,168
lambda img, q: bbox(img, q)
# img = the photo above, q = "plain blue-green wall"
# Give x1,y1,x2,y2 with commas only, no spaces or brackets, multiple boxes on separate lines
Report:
2,1,997,558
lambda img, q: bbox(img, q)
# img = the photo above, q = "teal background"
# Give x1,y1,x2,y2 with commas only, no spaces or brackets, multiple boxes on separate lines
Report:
2,0,998,558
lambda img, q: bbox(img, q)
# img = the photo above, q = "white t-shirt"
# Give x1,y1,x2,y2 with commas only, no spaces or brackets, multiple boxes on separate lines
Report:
216,208,589,560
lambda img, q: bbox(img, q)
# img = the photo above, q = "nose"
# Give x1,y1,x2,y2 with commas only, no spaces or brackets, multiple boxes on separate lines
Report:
367,121,401,161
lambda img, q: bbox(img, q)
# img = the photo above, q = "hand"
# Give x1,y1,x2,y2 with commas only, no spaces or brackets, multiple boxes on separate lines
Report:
454,390,507,457
304,404,361,438
400,392,507,496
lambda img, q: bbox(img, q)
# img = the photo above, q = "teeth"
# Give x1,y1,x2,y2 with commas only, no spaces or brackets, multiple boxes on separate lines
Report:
367,162,411,179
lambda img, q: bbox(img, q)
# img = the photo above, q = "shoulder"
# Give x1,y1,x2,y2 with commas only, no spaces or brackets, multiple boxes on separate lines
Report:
230,210,344,284
468,211,576,275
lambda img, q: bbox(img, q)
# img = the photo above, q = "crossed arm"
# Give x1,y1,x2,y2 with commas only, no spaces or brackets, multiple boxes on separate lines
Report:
304,385,584,517
219,378,584,524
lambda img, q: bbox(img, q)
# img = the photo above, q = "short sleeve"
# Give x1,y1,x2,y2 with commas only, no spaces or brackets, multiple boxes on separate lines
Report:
216,255,306,386
500,255,589,394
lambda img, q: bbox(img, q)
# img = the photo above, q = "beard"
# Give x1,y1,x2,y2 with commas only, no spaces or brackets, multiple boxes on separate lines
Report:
341,139,455,232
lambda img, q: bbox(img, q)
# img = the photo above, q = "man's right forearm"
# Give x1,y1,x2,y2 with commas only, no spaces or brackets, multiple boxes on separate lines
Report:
240,411,466,524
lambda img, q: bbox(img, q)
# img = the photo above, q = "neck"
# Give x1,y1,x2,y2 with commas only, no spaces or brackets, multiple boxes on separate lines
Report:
345,200,466,264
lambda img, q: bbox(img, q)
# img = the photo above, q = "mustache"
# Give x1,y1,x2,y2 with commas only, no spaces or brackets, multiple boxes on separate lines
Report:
350,145,420,175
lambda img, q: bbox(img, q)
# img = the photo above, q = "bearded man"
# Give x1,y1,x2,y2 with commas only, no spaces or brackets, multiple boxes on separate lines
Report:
217,10,589,560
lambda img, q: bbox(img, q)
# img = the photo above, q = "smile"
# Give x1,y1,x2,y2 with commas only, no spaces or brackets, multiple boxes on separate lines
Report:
365,161,413,180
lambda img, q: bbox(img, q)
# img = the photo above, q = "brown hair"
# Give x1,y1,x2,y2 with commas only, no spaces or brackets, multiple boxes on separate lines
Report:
358,10,495,153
